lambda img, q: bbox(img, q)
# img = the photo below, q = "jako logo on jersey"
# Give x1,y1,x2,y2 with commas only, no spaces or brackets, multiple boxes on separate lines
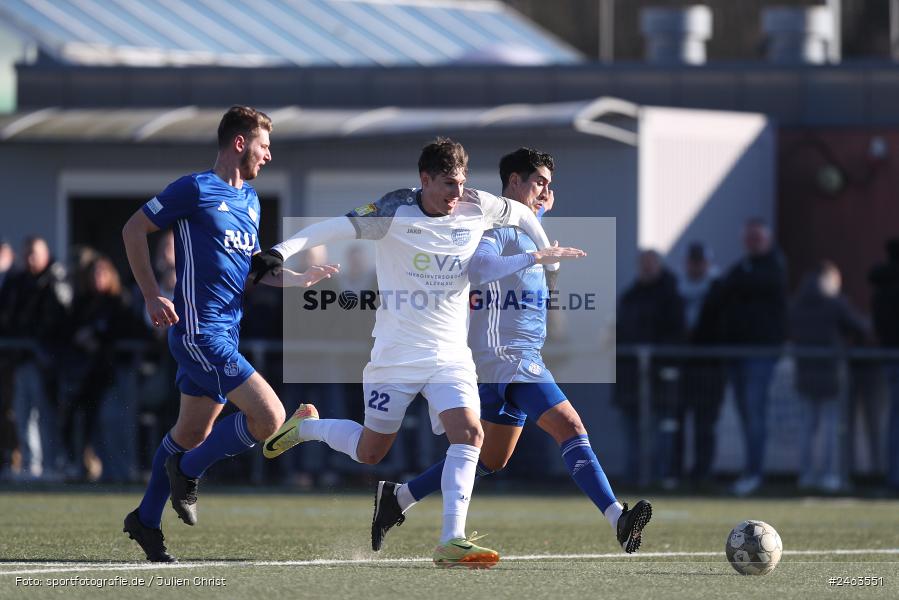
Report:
451,228,471,246
413,253,463,272
224,229,256,252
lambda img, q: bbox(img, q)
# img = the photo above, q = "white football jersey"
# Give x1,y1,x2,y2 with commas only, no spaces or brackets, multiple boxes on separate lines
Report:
346,188,511,350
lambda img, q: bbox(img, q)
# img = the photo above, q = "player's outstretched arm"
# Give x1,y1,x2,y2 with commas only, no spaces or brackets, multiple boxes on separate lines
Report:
469,234,536,286
255,264,341,288
249,216,357,284
122,209,179,329
505,201,587,272
532,240,587,264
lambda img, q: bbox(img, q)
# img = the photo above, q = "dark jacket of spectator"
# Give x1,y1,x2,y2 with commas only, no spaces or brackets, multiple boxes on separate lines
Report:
615,268,686,413
869,240,899,347
617,269,685,345
690,278,727,346
70,288,147,365
790,273,868,398
0,261,71,345
719,250,788,345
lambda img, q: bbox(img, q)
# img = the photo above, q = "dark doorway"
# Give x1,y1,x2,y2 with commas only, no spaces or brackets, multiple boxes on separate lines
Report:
69,195,280,286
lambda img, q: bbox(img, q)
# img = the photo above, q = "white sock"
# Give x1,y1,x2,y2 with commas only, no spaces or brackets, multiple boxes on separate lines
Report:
440,443,480,543
395,483,417,513
604,501,624,531
299,418,362,463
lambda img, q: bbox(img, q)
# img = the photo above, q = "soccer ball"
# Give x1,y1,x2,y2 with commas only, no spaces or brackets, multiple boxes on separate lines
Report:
726,520,783,575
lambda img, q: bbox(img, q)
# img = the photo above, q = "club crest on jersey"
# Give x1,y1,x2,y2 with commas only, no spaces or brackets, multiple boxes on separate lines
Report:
224,229,256,254
526,361,543,376
224,362,239,377
451,228,471,246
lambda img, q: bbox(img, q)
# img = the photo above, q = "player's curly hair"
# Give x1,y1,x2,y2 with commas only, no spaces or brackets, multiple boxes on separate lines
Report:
217,105,273,149
499,147,554,189
418,137,468,177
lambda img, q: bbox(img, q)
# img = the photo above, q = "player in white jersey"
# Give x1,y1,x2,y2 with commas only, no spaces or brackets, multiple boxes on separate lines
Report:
251,138,585,567
372,148,651,556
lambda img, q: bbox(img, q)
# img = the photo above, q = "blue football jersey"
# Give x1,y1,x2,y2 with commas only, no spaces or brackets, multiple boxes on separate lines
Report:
468,227,548,361
142,170,261,335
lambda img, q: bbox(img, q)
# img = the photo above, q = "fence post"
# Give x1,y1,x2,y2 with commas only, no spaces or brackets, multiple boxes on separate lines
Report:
637,345,653,487
837,352,851,490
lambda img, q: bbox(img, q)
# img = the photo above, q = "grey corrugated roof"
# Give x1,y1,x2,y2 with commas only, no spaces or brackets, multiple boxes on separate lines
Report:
0,0,581,67
0,98,639,144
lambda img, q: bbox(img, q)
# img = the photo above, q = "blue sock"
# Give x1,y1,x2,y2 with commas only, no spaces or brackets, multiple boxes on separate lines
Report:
560,434,616,512
407,459,494,501
179,412,257,478
138,432,185,528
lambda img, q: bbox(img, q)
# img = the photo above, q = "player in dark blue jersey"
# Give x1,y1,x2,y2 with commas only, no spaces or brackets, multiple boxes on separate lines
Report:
371,148,652,554
120,106,338,562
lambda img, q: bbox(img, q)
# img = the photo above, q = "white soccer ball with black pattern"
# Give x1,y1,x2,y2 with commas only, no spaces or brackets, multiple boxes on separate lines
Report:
726,520,783,575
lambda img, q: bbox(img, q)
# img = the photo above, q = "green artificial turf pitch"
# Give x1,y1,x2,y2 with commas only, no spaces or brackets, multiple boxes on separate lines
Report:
1,492,897,599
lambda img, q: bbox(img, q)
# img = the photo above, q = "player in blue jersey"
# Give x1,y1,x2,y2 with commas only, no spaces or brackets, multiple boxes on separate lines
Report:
371,148,652,554
120,106,338,562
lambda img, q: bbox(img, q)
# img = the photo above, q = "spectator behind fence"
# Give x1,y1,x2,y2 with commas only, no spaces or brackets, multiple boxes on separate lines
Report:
869,238,899,493
0,236,72,479
134,231,181,479
791,261,868,493
679,242,727,486
0,238,14,290
0,238,18,477
719,218,788,497
64,255,148,481
615,249,686,484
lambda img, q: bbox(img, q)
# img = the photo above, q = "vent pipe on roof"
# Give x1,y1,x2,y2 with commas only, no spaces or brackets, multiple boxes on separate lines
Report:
640,5,712,65
761,6,836,64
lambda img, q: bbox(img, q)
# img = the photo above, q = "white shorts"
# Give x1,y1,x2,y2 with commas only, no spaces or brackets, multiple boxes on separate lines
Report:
362,343,480,435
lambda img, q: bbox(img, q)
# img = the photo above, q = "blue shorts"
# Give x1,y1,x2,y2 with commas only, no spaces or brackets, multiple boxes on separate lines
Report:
477,355,567,427
168,326,255,404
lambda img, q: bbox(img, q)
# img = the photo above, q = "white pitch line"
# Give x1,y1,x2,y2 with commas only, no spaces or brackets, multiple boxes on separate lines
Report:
2,549,898,576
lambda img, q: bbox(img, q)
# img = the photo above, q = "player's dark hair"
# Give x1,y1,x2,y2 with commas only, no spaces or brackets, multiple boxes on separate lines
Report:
418,137,468,177
217,105,272,149
499,147,554,190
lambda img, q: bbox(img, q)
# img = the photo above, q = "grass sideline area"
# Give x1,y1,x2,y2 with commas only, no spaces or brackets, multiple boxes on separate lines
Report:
1,492,898,599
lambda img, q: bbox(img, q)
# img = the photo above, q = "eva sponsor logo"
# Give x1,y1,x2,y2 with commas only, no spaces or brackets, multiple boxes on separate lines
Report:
412,253,463,272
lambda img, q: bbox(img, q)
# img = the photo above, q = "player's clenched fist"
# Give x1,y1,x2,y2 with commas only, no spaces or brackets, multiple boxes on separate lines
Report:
250,248,284,284
146,295,178,328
